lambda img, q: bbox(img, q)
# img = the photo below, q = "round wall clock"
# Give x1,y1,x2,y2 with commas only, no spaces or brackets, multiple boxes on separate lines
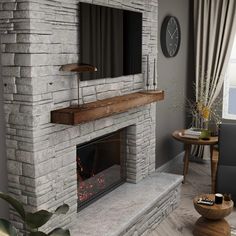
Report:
161,16,181,57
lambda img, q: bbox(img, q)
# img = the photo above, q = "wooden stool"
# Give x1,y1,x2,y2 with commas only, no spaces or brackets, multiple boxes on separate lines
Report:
194,217,230,236
193,194,234,236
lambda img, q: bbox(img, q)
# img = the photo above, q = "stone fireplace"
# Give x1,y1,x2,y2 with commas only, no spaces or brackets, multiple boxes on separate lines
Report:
1,0,182,235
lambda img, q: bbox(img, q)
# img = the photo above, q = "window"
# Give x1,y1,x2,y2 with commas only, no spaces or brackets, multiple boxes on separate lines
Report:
223,36,236,119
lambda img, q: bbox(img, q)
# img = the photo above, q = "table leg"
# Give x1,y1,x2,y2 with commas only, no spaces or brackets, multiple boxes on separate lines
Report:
210,145,215,193
183,144,191,183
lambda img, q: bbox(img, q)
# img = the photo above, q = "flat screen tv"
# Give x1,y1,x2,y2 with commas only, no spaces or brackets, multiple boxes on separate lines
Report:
79,3,142,80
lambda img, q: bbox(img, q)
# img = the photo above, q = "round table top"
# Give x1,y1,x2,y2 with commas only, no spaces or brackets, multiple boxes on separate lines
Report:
172,129,218,145
193,194,234,220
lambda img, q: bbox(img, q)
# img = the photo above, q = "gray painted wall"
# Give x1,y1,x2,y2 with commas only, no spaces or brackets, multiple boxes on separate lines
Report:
0,42,9,218
156,0,193,167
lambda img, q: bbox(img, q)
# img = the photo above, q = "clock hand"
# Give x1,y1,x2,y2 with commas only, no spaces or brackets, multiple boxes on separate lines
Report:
167,29,173,39
171,28,177,38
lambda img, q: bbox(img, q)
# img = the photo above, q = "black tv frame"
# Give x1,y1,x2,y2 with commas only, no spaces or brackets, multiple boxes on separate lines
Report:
79,3,142,80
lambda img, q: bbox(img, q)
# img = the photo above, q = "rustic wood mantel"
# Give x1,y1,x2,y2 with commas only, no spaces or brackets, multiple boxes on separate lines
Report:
51,90,164,125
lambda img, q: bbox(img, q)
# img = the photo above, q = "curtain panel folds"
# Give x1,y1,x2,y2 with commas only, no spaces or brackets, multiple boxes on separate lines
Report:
194,0,236,108
192,0,236,158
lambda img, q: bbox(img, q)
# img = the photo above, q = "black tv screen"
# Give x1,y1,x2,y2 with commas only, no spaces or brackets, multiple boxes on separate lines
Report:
79,3,142,80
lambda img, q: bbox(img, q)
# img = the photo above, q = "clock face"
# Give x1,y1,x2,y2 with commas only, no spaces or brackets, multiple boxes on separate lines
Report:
161,16,181,57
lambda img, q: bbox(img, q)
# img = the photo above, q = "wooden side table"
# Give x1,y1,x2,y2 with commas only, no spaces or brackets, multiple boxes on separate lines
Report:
172,130,218,188
193,194,234,236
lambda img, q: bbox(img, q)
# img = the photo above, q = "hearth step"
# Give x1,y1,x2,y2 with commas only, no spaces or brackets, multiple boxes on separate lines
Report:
71,172,183,236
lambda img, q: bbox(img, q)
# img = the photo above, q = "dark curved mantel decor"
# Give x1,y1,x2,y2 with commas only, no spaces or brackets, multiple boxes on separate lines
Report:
59,63,97,73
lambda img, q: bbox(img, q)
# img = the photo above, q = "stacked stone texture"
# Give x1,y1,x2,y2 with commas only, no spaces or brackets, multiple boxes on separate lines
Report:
1,0,158,233
122,186,181,236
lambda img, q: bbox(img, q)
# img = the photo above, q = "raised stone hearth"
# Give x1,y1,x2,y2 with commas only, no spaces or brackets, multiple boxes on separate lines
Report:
72,173,183,236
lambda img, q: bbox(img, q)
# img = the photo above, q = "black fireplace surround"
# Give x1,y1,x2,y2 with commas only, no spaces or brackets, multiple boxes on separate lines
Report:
76,129,126,210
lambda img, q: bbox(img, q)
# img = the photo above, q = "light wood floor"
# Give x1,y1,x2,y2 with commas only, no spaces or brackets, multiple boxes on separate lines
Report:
149,159,236,236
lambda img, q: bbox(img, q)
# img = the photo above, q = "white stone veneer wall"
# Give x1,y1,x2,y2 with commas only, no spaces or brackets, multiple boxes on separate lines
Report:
0,0,158,233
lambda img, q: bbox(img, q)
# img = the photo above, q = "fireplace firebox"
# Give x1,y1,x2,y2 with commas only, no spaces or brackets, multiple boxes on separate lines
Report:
77,129,126,210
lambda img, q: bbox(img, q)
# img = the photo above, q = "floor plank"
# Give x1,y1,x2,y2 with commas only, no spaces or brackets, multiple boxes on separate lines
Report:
150,159,236,236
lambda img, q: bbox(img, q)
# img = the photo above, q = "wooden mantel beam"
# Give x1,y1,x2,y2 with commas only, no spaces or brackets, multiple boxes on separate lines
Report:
51,90,164,125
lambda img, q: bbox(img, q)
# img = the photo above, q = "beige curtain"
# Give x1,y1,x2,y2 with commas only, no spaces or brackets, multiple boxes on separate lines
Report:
194,0,236,108
192,0,236,159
